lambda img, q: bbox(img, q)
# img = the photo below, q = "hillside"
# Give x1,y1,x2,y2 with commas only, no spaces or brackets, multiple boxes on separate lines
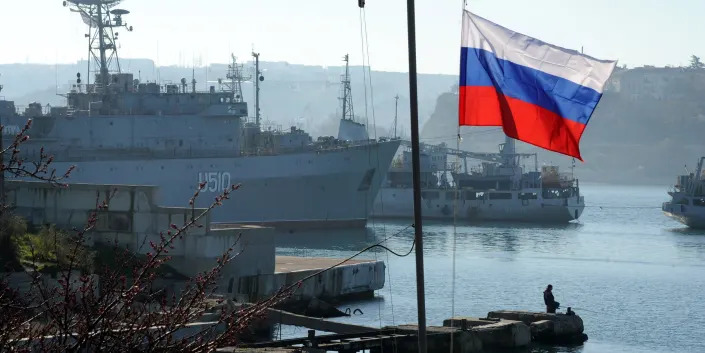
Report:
0,59,456,139
421,66,705,185
4,61,705,185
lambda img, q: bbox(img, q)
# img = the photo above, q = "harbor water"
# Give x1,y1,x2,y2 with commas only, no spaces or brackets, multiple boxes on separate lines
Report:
275,183,705,353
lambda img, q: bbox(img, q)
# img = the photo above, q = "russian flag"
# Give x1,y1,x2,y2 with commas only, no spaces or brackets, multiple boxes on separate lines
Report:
459,10,617,161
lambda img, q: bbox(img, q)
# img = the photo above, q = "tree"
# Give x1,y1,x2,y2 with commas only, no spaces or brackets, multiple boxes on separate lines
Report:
1,119,72,271
689,55,704,69
0,119,297,351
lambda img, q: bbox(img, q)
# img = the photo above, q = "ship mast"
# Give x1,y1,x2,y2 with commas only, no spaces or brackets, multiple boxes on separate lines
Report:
252,52,263,127
63,0,134,93
689,157,705,195
393,94,399,138
340,54,355,121
191,67,197,93
500,135,517,168
223,55,250,104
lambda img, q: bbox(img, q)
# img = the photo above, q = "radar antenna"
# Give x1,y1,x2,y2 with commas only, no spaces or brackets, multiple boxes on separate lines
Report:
221,54,250,104
340,54,355,121
62,0,134,93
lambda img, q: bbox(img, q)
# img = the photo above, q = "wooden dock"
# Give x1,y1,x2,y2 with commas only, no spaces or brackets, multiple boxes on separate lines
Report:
219,327,478,353
218,309,588,353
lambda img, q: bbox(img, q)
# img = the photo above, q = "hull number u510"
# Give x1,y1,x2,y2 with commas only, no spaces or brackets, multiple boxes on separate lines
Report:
198,172,232,193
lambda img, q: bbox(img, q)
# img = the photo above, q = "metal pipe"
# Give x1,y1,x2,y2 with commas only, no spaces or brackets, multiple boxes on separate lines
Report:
405,0,427,351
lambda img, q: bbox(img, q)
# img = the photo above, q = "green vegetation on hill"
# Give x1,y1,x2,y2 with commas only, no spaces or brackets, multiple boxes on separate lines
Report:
12,226,95,274
0,215,27,271
0,215,184,280
0,216,95,274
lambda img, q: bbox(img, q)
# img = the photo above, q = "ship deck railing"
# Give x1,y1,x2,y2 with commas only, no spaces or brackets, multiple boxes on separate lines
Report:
43,140,392,161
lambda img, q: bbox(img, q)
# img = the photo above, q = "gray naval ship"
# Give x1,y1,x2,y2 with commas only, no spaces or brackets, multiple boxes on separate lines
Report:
372,136,585,223
662,156,705,228
0,0,400,229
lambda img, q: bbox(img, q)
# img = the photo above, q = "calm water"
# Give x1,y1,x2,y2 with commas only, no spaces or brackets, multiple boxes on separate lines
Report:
275,183,705,353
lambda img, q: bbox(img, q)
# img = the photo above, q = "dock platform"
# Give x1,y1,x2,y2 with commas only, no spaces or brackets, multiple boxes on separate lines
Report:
220,309,589,352
237,256,385,304
274,256,373,273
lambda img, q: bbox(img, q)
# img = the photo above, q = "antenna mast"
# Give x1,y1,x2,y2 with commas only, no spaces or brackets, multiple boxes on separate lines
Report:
191,67,197,93
252,52,263,127
63,0,134,93
500,135,517,168
223,54,250,103
340,54,355,121
393,94,399,138
571,157,576,179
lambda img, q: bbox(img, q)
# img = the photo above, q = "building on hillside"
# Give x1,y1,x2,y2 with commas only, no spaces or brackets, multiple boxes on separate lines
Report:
608,65,705,101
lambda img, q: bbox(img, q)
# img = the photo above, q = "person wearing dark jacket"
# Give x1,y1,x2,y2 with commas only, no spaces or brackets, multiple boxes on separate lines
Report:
544,284,560,313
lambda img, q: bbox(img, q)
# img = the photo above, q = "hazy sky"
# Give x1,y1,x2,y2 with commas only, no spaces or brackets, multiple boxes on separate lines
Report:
0,0,703,74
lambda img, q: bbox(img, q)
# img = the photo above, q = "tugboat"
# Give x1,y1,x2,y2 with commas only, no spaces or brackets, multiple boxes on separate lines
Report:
662,157,705,228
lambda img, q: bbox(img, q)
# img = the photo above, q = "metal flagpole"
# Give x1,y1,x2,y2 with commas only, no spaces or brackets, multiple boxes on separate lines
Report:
405,0,428,351
356,0,426,350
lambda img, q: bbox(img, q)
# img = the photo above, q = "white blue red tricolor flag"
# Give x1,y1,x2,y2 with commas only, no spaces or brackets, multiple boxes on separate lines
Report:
459,10,617,160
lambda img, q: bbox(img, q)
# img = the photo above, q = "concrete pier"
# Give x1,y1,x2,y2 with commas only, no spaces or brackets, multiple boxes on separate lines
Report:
232,325,483,353
393,325,483,353
237,256,385,303
7,181,385,306
6,181,276,291
443,317,531,349
443,310,588,349
218,308,588,352
487,310,587,344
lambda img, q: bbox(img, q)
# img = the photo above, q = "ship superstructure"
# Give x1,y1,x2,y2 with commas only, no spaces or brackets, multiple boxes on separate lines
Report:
0,0,400,230
662,157,705,228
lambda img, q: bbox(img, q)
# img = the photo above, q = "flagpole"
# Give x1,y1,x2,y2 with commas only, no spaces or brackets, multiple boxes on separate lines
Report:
355,0,426,350
404,0,428,351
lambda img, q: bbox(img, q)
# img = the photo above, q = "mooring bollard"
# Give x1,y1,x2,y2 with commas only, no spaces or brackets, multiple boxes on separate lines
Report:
307,329,318,348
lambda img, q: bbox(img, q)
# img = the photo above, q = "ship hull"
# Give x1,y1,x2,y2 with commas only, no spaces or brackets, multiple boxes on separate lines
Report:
464,197,584,223
372,188,461,220
662,202,705,229
14,141,400,230
372,187,584,223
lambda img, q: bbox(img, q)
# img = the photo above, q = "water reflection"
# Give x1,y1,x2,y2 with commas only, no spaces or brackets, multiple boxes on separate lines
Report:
529,345,585,353
666,227,705,262
665,226,705,236
460,220,585,232
275,219,587,263
475,229,521,254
